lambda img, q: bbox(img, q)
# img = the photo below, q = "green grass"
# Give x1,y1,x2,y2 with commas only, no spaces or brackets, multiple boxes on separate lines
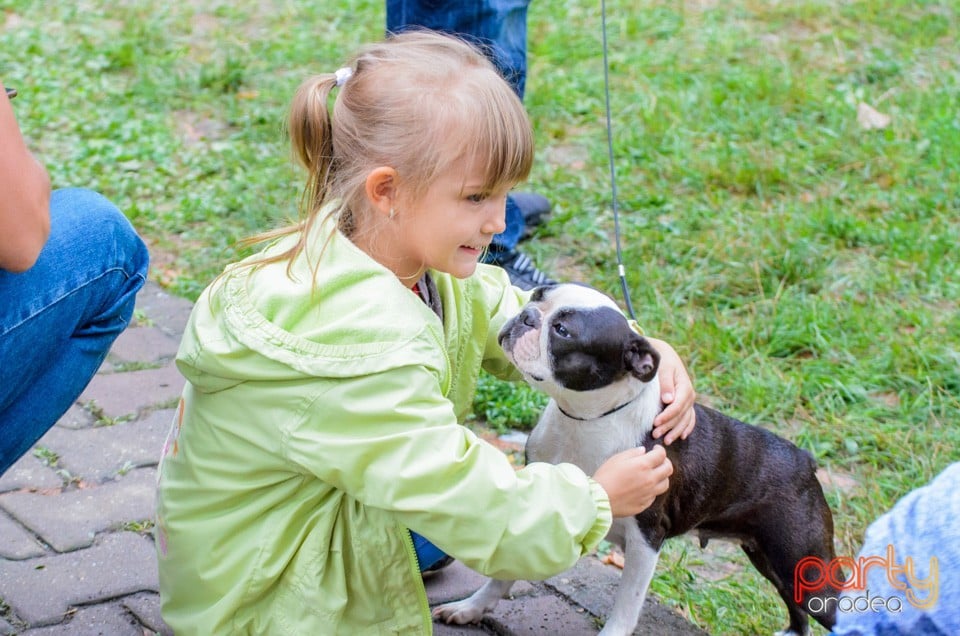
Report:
3,1,958,633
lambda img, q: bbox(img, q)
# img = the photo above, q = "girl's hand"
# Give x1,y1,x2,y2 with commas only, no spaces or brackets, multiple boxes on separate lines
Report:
593,445,673,517
646,337,696,445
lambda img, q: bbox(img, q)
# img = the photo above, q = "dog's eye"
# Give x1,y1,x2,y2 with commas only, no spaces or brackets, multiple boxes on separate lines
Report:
553,322,570,338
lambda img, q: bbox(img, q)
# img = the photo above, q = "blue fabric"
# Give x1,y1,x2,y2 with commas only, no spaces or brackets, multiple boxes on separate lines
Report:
386,0,529,98
411,530,448,572
0,188,149,475
831,462,960,635
386,0,530,251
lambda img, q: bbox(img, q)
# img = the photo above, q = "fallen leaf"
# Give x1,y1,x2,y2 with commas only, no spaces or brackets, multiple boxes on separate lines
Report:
601,548,625,569
816,468,860,493
857,102,891,130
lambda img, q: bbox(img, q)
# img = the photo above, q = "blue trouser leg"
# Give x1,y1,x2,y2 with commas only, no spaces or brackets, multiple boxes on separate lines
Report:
386,0,529,251
410,530,449,572
386,0,529,99
497,197,523,251
832,462,960,635
0,188,149,475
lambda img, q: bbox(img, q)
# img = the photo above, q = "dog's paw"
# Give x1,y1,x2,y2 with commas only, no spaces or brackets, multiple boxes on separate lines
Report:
431,599,486,625
597,619,635,636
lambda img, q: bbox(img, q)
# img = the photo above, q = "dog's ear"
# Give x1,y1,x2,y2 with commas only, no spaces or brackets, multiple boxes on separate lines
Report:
624,335,660,382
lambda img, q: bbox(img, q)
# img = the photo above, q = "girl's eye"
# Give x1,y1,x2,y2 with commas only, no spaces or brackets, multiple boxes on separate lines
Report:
466,193,486,204
553,323,570,337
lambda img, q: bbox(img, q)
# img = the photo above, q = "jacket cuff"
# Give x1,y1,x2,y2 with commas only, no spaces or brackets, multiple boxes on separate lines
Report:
580,478,613,554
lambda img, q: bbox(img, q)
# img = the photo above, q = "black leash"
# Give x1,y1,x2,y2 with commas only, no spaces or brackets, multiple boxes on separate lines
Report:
600,0,637,321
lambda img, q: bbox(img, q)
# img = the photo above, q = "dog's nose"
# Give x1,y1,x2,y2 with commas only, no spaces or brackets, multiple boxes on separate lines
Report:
520,306,541,329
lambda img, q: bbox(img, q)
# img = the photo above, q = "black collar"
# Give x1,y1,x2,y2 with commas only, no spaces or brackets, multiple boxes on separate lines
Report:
557,396,637,421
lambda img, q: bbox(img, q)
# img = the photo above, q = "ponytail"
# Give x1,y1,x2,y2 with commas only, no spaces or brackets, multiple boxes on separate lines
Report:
289,75,337,220
233,72,343,275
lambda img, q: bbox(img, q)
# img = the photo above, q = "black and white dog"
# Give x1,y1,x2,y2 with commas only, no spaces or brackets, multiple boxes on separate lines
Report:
433,284,841,636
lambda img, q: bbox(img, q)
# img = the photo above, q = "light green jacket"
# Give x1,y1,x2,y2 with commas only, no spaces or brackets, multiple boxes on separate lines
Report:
156,221,612,635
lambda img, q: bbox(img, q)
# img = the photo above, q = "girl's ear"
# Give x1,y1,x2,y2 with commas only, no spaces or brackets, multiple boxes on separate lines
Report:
365,167,399,220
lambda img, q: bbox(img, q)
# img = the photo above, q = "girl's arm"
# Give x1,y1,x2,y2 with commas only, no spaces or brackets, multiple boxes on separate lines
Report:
0,81,51,272
647,337,697,444
287,366,612,581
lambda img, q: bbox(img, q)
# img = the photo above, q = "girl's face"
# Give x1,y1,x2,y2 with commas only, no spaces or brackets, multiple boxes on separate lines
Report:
391,155,510,284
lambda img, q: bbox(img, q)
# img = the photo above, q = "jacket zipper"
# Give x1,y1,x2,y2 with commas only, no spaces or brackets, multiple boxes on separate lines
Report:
401,525,433,632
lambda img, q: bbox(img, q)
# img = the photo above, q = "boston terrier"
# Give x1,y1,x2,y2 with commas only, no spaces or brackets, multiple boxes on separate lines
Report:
433,283,841,636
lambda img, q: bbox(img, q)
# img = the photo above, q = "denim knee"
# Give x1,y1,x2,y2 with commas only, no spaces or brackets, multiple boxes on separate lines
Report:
50,187,149,288
0,189,149,474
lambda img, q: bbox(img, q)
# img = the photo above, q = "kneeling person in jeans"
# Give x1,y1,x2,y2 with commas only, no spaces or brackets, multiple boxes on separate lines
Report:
0,81,149,475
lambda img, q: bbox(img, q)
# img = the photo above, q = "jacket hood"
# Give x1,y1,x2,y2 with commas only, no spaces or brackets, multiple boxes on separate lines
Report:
176,222,447,393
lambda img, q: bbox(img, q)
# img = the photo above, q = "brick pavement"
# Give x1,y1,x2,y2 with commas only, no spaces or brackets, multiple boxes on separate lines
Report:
0,281,707,635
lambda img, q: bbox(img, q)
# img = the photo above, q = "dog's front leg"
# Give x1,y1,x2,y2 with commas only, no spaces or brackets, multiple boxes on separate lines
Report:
598,522,661,636
431,578,516,625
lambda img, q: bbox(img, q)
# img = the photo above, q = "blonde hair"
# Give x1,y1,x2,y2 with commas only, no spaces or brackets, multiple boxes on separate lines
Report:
247,30,535,271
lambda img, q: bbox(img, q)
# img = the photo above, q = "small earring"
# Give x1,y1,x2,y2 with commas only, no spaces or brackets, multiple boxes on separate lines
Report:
389,207,396,220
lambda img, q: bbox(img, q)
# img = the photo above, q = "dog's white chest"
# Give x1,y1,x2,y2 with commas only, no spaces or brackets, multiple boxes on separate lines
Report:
525,402,651,477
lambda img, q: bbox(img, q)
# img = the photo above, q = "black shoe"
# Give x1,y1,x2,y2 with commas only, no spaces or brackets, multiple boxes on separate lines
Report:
511,192,551,238
483,247,556,290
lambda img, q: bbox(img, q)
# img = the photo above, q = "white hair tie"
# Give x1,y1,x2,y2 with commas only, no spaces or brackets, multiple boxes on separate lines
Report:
334,67,353,87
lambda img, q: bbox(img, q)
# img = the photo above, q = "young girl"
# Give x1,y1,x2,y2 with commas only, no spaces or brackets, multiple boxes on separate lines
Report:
156,31,694,635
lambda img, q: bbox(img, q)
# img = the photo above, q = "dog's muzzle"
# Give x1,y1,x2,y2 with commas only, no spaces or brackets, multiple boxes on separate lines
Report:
499,306,544,364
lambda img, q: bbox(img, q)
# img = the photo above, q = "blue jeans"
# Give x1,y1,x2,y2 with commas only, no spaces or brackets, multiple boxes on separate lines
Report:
411,530,448,572
386,0,530,251
831,462,960,635
0,188,149,475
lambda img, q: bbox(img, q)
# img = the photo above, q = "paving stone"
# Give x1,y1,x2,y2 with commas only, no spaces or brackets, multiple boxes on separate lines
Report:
0,532,157,627
486,593,599,635
427,557,707,636
78,363,183,420
424,561,548,636
545,556,618,617
122,592,172,636
95,357,118,374
426,561,536,607
0,468,157,552
0,511,46,560
433,622,490,635
0,616,15,635
425,560,488,606
20,603,143,635
108,325,181,365
133,281,194,339
0,453,62,494
53,404,95,431
40,410,172,482
546,556,708,635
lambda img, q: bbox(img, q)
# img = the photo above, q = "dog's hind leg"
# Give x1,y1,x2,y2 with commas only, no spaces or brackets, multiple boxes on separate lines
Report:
432,578,516,625
742,542,812,636
598,523,660,636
